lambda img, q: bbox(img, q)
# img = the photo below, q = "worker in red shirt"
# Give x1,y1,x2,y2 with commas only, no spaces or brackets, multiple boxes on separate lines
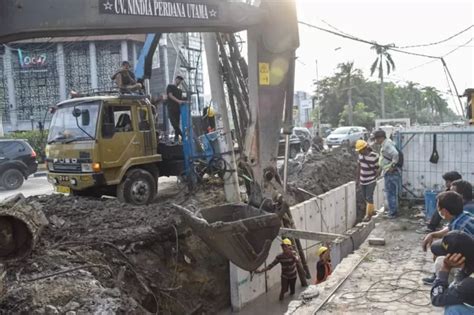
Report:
315,246,332,284
255,238,299,300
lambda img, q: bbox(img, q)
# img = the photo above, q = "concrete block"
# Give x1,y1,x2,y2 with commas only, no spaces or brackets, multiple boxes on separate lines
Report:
334,186,346,234
346,182,357,229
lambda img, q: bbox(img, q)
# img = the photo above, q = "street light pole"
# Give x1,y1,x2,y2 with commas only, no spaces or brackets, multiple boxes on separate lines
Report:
315,59,321,135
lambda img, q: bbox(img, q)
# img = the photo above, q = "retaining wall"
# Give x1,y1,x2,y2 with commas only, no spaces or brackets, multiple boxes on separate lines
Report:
230,179,385,311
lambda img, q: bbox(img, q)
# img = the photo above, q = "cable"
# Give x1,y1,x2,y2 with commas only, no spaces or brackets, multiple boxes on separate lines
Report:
398,25,473,49
339,269,432,307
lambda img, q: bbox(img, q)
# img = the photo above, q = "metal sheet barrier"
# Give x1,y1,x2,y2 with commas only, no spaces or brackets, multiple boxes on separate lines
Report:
396,126,474,199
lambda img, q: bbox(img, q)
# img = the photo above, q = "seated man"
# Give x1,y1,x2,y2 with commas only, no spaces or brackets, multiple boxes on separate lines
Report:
426,171,462,232
430,230,474,314
451,180,474,215
422,191,474,284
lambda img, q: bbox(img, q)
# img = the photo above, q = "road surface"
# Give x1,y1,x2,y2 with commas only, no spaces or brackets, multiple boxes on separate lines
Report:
0,176,54,201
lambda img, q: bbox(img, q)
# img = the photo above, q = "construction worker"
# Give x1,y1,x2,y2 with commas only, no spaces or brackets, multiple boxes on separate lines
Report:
315,246,332,284
111,61,142,93
255,238,299,301
166,75,185,143
373,130,400,219
355,139,379,221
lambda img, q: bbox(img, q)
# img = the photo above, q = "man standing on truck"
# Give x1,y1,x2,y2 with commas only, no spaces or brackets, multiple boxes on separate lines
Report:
373,130,400,219
255,238,299,301
355,139,379,221
111,61,142,92
166,75,185,143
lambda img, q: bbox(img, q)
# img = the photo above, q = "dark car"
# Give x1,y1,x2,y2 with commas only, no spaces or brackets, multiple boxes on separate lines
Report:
278,134,301,158
293,127,312,152
0,139,38,190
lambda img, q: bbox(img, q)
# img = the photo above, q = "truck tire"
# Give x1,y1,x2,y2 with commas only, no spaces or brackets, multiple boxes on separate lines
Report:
117,168,157,205
2,169,24,190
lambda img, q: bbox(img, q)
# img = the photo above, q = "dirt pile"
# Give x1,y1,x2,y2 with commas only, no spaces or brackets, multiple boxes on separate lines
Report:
283,147,365,220
0,183,229,314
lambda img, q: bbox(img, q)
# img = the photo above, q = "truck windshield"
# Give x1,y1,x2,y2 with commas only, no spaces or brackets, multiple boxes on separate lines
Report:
48,102,99,144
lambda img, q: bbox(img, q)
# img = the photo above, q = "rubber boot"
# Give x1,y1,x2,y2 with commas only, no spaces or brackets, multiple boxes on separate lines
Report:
362,203,375,222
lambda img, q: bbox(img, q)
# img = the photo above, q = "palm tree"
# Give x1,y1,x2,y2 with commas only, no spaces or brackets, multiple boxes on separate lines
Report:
370,44,396,118
337,62,360,125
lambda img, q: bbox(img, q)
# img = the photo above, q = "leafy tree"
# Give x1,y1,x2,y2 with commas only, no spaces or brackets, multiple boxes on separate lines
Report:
339,102,376,128
370,44,396,119
336,62,361,125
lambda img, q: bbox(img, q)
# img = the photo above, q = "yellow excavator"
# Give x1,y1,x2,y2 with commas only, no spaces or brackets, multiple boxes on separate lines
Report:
0,0,300,272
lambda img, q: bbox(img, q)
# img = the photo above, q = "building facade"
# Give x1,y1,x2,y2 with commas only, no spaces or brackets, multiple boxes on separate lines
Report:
0,33,204,133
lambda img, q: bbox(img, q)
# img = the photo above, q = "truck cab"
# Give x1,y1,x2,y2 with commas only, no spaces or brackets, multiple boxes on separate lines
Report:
46,94,163,204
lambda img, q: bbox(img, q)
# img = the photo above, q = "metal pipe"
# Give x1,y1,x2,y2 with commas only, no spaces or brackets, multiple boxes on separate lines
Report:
283,135,290,192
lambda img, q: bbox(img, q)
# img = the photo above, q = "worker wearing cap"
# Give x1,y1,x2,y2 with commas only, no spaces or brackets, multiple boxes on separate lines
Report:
315,246,332,284
111,61,142,93
255,238,299,300
166,75,185,143
373,129,400,219
355,140,379,221
430,230,474,314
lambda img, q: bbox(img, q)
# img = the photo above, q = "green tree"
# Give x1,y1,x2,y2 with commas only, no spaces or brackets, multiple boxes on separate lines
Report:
336,62,361,125
339,102,376,128
370,44,396,119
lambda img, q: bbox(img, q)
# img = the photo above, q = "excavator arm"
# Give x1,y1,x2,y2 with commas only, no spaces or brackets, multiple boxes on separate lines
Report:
0,0,299,270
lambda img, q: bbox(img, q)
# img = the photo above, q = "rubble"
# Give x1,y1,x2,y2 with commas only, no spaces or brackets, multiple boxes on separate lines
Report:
284,147,366,220
0,183,230,314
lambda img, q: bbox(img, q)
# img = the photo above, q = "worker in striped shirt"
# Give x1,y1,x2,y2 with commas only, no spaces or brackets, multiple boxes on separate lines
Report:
255,238,299,300
355,140,379,221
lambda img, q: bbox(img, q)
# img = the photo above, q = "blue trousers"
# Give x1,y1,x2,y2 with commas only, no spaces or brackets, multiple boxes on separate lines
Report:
384,172,400,216
445,304,474,315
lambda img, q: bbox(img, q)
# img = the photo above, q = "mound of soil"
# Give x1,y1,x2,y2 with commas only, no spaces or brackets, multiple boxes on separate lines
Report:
0,183,229,314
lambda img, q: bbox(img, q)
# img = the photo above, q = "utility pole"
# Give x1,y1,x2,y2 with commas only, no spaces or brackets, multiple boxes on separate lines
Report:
315,60,321,135
203,33,240,203
348,76,353,125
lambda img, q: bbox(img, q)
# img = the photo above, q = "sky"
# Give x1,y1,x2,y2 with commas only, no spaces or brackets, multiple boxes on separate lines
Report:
293,0,473,114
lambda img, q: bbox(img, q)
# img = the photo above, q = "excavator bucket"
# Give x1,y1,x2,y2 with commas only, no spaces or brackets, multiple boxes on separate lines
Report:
173,203,281,271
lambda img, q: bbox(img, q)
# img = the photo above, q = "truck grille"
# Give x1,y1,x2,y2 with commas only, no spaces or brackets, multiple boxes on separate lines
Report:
53,163,81,173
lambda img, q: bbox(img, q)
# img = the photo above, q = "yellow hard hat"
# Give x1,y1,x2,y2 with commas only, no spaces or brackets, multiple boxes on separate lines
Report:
355,139,368,152
282,238,292,246
317,246,328,256
207,107,215,118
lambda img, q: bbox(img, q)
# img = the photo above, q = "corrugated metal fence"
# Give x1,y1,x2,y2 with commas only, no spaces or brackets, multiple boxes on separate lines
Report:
396,126,474,198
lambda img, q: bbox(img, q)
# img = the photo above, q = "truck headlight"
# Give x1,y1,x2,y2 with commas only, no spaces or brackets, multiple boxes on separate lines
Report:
47,162,54,171
81,163,93,172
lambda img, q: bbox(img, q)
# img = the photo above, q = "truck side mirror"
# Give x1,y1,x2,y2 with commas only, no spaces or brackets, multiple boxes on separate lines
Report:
81,110,90,126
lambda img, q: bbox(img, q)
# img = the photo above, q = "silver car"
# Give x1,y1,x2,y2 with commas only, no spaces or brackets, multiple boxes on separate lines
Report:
326,126,368,148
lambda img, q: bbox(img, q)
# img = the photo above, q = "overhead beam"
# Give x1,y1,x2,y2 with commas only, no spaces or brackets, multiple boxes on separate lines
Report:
279,228,345,242
0,0,262,43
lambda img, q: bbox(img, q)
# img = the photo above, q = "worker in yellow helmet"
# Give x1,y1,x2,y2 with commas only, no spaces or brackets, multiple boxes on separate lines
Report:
203,105,216,133
315,246,332,284
355,139,379,221
255,238,300,300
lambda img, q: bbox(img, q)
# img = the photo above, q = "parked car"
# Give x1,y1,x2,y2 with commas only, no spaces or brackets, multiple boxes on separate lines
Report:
293,127,312,152
326,126,368,148
0,139,38,190
278,134,301,158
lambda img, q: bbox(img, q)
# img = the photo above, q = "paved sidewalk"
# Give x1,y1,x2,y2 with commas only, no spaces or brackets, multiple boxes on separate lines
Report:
289,213,443,315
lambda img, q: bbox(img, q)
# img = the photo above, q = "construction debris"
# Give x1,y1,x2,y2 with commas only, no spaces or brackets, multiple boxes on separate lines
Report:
0,184,231,314
284,147,366,220
368,238,386,246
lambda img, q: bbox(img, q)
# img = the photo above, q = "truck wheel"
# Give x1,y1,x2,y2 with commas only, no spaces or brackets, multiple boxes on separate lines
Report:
117,169,157,205
2,169,24,190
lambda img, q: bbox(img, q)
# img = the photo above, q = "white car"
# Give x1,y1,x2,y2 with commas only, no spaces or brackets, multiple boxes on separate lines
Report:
326,126,368,148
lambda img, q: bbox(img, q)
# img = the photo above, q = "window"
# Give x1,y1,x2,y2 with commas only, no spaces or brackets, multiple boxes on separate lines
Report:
102,105,133,138
0,141,25,156
138,108,150,131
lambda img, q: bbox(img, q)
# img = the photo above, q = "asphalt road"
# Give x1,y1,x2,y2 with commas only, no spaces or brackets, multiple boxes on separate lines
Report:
0,176,54,201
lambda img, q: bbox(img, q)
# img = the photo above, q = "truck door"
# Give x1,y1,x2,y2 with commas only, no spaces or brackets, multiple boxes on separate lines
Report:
99,103,141,176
